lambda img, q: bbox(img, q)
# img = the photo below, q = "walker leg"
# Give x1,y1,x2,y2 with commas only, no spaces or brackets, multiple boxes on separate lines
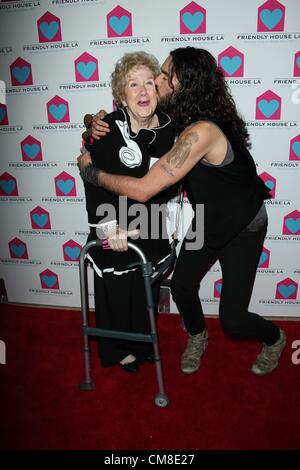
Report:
79,248,95,391
142,269,169,407
151,324,169,407
79,345,96,391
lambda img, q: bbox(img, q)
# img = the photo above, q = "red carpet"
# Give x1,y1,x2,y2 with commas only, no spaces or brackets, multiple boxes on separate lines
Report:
0,304,300,450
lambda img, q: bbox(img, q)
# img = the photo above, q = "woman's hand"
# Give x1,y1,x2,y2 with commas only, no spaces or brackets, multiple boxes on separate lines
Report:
92,109,110,140
105,227,140,252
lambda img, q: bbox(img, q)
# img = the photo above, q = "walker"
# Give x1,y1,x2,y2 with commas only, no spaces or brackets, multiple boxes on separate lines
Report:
78,239,176,408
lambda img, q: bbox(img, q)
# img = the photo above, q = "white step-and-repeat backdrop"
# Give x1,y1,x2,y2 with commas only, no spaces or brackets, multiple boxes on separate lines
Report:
0,0,299,317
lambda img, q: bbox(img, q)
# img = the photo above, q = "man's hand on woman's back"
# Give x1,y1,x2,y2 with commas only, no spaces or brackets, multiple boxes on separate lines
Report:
92,109,110,139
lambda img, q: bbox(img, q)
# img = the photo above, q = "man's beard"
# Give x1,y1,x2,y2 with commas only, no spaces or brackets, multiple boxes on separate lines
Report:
156,90,174,116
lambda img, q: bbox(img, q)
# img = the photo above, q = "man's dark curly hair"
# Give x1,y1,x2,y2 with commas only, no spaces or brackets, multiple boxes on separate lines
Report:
168,47,251,148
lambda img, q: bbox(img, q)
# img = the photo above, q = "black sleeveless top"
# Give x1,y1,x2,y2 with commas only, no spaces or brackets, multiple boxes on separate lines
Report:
186,128,271,249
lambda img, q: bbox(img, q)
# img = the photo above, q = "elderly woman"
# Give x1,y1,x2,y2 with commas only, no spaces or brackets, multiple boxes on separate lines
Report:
82,51,176,372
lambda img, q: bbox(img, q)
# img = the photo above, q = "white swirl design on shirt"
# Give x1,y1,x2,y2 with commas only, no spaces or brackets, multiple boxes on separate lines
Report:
116,120,142,168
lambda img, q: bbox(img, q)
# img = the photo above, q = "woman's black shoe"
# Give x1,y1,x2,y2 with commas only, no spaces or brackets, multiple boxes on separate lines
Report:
145,354,156,364
138,354,156,365
119,359,139,372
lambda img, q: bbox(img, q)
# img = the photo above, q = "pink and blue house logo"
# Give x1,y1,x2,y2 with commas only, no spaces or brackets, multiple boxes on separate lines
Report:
180,2,206,34
40,269,59,290
0,103,9,125
30,206,51,230
55,172,76,196
10,57,33,86
275,277,298,300
63,240,82,262
107,6,132,37
218,46,244,77
0,172,18,196
75,52,99,82
214,278,222,298
256,90,281,120
282,210,300,235
258,247,270,268
294,51,300,77
47,96,70,123
21,135,42,161
9,237,28,260
257,0,285,32
289,135,300,161
37,12,62,43
259,172,276,198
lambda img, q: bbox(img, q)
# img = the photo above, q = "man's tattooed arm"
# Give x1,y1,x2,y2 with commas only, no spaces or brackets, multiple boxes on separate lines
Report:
97,125,209,202
160,132,199,177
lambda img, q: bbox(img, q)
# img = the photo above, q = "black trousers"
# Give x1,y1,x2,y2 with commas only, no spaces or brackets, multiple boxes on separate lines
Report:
171,222,280,346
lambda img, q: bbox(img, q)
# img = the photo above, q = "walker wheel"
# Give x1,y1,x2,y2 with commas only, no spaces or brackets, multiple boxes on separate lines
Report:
154,393,169,407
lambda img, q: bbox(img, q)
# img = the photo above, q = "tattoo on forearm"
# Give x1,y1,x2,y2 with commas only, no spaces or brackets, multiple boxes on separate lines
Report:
160,162,174,177
160,132,199,177
80,163,101,187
